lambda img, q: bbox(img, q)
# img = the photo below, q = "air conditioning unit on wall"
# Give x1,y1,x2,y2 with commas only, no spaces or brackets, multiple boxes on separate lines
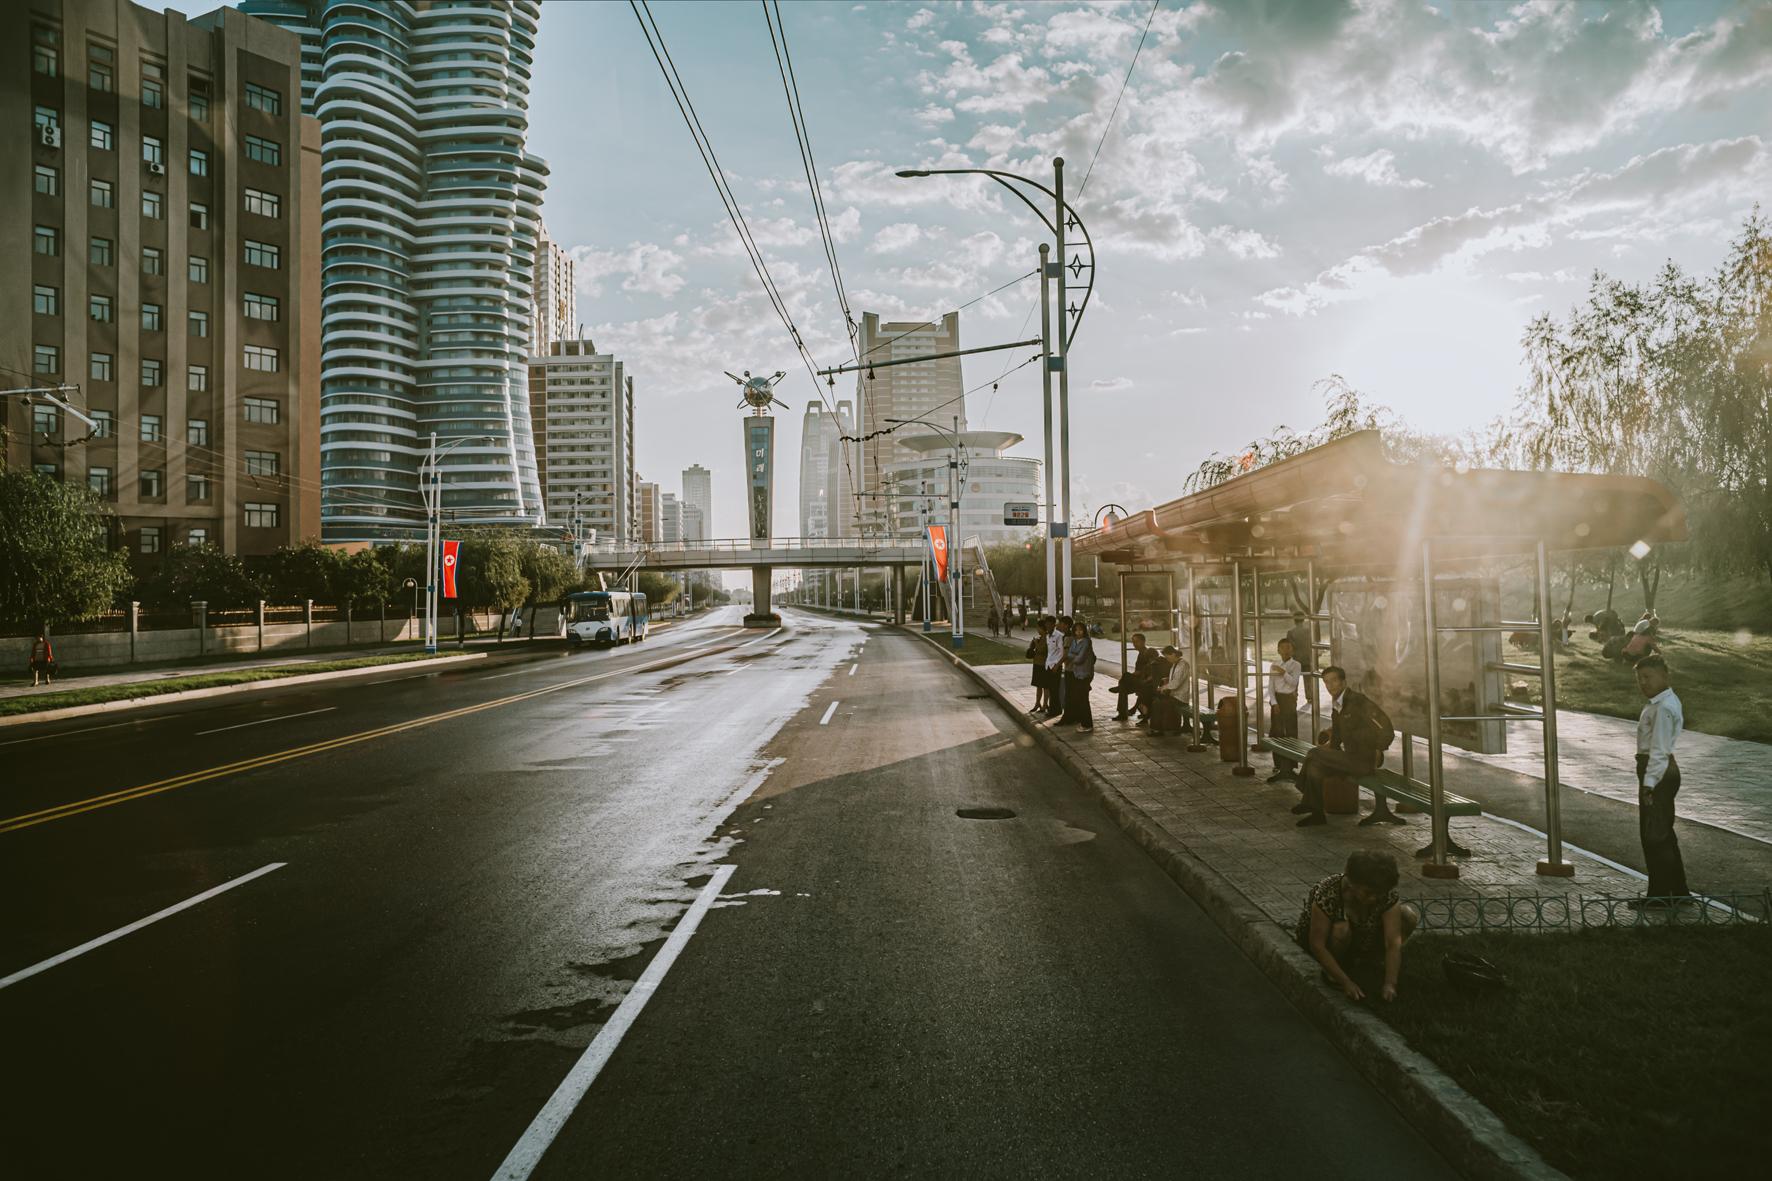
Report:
40,126,61,148
147,160,165,175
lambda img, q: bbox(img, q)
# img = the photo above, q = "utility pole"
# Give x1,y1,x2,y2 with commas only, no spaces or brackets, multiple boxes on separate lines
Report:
1038,242,1057,615
949,414,964,647
1054,156,1073,617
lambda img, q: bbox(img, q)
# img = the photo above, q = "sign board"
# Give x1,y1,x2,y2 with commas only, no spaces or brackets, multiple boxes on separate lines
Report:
743,415,774,548
1049,522,1069,539
441,540,460,599
1002,501,1038,527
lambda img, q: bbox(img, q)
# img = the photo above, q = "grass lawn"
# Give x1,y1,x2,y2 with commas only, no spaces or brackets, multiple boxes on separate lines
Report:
1375,928,1772,1180
1509,626,1772,743
953,638,1038,667
0,652,455,717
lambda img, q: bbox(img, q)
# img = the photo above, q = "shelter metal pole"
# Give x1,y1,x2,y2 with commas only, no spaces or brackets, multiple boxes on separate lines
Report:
1535,538,1573,876
1118,571,1128,678
1251,568,1268,752
1421,540,1457,877
1186,565,1205,751
1230,560,1253,776
1306,559,1320,743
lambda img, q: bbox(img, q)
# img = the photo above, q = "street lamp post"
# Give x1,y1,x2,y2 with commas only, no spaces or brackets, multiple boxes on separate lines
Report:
422,432,493,654
889,417,967,648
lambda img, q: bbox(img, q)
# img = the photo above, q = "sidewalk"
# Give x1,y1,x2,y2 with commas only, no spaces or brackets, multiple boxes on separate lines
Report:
951,629,1769,928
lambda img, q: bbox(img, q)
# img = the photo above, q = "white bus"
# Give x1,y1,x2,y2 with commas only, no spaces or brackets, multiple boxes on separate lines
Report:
563,590,650,648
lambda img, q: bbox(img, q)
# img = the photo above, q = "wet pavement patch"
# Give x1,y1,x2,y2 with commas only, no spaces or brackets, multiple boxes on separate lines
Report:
956,806,1016,820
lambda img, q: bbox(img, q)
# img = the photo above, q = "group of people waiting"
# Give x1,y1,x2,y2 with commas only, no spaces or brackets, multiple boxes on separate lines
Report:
1104,633,1213,739
1025,615,1099,731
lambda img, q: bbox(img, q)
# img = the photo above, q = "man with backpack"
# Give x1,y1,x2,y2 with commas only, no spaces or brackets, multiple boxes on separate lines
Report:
1293,665,1395,828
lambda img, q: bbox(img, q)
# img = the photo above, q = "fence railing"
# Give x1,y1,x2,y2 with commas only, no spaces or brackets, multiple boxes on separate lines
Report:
1408,889,1770,931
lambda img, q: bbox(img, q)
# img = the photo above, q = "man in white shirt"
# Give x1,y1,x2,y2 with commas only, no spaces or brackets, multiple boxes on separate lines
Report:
1042,615,1070,718
1629,654,1690,908
1266,637,1304,783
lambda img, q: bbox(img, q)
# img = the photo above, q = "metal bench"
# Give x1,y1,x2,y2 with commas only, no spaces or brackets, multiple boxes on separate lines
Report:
1263,735,1481,857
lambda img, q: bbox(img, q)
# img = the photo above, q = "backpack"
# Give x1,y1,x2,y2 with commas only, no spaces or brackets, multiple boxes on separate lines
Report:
1365,698,1397,752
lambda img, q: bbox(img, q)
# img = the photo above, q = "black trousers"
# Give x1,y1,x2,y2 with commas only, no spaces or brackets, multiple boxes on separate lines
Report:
1063,675,1093,725
1269,693,1299,772
1114,675,1148,716
1298,746,1372,817
1637,753,1689,898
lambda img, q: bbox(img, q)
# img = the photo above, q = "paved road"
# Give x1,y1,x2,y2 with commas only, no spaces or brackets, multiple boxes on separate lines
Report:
0,608,1448,1178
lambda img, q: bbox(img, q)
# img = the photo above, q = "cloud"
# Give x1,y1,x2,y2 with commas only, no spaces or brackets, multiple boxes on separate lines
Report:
914,103,956,126
1319,148,1427,189
569,242,687,299
869,223,924,254
1210,226,1282,259
1090,377,1134,392
906,8,935,31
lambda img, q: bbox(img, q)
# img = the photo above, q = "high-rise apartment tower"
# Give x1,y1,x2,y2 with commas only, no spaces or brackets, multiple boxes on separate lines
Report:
856,312,964,534
526,339,635,543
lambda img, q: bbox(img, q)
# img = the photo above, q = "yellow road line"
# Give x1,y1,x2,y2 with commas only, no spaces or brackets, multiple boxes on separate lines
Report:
1,628,766,835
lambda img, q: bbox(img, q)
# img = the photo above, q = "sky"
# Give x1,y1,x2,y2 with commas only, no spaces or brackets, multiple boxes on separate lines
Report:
166,0,1772,546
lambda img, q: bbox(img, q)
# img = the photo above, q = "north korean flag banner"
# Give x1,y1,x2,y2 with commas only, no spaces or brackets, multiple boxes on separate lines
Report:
927,525,949,583
441,540,460,599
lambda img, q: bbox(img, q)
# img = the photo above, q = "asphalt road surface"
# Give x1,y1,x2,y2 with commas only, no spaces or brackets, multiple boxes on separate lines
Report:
1,608,1449,1178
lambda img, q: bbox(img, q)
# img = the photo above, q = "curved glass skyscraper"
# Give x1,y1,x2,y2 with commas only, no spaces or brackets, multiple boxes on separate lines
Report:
241,0,548,540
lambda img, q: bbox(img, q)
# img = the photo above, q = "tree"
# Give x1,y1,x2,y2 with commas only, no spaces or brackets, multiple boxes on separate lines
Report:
0,470,133,632
253,541,341,605
456,535,529,640
137,543,262,610
635,571,682,606
517,540,574,616
331,549,391,612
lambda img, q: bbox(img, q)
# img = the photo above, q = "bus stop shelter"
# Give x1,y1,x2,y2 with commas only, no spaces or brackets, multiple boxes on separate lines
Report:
1076,431,1686,878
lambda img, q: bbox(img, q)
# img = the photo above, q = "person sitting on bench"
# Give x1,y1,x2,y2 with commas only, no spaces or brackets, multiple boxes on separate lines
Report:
1112,632,1159,722
1293,665,1394,827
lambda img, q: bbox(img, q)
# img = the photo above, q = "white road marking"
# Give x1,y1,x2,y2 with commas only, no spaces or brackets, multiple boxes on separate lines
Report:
848,663,857,676
491,864,737,1180
819,701,839,725
0,862,286,991
195,707,335,736
0,715,177,748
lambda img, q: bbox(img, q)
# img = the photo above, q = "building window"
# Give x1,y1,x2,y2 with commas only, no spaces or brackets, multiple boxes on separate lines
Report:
90,120,114,151
189,310,209,338
33,25,58,77
244,135,281,166
89,352,114,381
91,409,113,438
89,43,113,93
142,190,163,219
243,396,280,424
33,285,59,316
244,240,280,269
187,527,208,547
142,303,162,332
89,466,113,497
188,418,209,446
140,414,163,443
141,470,164,499
188,365,209,392
188,474,212,502
89,294,113,323
34,225,59,256
189,149,208,176
142,60,164,110
90,178,114,208
34,345,59,375
142,135,163,167
140,526,162,554
144,246,164,275
33,404,59,436
189,79,210,122
245,450,281,477
243,344,279,372
189,256,209,283
90,236,113,266
244,502,281,529
34,165,59,196
34,463,60,480
244,188,281,218
35,105,60,135
141,358,162,387
245,82,282,115
244,292,280,322
189,202,208,230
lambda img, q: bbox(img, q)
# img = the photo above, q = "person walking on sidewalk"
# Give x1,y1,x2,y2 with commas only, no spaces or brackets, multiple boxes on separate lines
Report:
1044,615,1071,718
1027,617,1053,716
1062,619,1096,732
1629,655,1690,908
29,631,57,687
987,606,1000,637
1294,666,1393,827
1266,637,1303,782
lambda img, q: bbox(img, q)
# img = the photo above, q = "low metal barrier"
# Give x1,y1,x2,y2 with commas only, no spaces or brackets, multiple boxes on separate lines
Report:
1407,889,1770,932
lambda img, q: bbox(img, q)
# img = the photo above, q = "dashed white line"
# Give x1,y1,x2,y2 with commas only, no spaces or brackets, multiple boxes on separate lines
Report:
490,864,737,1180
0,862,287,991
819,701,839,725
196,707,335,736
848,663,857,676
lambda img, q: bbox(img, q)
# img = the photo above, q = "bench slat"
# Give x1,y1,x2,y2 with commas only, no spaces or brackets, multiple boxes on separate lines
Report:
1259,737,1482,816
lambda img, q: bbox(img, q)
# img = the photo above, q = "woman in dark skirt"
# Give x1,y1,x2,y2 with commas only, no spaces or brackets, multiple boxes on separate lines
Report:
1027,616,1052,714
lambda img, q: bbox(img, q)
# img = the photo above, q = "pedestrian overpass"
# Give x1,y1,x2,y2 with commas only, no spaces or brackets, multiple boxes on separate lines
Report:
582,537,927,624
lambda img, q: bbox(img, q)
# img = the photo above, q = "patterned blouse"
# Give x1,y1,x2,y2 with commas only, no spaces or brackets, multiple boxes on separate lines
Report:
1294,873,1399,948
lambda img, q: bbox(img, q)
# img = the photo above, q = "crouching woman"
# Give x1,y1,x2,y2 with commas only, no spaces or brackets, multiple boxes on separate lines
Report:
1295,849,1418,1002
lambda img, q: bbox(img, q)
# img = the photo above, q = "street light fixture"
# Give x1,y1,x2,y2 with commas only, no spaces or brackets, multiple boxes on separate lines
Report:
895,159,1094,617
887,416,968,648
421,433,495,653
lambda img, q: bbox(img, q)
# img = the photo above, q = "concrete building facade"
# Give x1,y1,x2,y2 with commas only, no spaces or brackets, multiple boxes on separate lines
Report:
526,339,635,543
659,491,681,543
240,0,549,542
883,431,1041,547
681,463,711,538
531,220,575,356
5,0,321,563
636,478,661,544
796,399,854,540
856,311,965,534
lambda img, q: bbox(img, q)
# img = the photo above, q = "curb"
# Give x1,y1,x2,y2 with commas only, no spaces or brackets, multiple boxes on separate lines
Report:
0,652,489,728
905,626,1563,1181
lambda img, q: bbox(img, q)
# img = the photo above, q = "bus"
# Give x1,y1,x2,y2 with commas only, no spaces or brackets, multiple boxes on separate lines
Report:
563,590,650,648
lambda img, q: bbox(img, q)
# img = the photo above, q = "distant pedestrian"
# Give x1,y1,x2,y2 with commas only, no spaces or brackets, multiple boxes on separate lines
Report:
1629,655,1690,908
1062,619,1096,732
29,631,57,687
988,606,1001,637
1266,637,1303,782
1297,850,1418,1003
1018,602,1028,629
1028,617,1053,715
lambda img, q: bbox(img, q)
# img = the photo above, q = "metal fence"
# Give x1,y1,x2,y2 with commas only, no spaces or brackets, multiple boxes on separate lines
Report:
1408,889,1771,932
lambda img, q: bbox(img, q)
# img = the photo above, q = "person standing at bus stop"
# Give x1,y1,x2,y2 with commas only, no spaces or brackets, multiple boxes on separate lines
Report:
1265,636,1302,782
1629,655,1690,908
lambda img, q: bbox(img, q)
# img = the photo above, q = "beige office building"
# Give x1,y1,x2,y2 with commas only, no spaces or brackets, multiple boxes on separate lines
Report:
5,0,321,562
526,339,636,542
636,478,662,544
856,311,965,534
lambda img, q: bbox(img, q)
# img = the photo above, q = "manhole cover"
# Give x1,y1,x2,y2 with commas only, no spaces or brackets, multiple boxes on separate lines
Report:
956,807,1016,820
959,693,989,700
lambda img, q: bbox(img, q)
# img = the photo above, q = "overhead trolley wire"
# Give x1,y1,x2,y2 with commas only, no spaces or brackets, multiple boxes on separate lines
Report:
1078,0,1161,197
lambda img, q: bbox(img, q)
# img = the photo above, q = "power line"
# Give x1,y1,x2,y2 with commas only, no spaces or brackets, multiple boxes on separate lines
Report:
858,270,1038,363
1078,0,1161,198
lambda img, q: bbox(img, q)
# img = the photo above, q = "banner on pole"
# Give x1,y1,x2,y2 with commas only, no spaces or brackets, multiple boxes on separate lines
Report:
928,525,949,583
441,540,460,599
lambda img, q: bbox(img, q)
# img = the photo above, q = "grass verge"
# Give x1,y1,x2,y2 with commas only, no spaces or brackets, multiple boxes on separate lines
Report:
953,639,1038,667
1374,928,1772,1179
0,652,457,717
